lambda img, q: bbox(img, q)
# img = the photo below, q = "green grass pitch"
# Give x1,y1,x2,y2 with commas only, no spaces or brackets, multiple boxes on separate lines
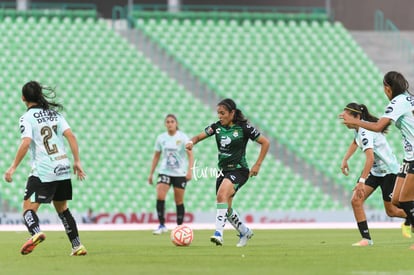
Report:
1,229,414,275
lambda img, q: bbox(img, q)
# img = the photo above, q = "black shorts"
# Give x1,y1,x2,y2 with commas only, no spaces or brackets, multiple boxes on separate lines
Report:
24,176,73,203
157,174,187,189
397,160,414,178
363,173,396,202
216,169,249,195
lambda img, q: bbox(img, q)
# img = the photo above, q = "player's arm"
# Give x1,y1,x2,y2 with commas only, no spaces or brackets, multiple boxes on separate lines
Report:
341,113,391,132
186,148,194,181
63,128,86,180
148,151,161,185
249,135,270,177
4,137,31,182
185,132,208,150
341,140,358,176
354,148,374,199
360,148,374,180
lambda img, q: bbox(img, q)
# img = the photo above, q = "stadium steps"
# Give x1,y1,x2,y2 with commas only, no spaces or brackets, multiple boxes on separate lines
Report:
116,26,348,207
350,30,414,84
0,11,344,214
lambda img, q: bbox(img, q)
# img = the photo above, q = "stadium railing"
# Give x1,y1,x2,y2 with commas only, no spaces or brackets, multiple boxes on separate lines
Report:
374,9,414,74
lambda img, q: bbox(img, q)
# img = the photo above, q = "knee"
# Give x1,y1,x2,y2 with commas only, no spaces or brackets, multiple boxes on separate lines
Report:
351,197,363,208
385,208,397,217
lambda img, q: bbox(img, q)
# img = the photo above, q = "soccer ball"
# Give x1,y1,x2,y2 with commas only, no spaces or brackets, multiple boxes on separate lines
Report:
170,225,194,246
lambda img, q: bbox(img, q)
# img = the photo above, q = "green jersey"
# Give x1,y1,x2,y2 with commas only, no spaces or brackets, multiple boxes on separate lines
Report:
204,121,261,171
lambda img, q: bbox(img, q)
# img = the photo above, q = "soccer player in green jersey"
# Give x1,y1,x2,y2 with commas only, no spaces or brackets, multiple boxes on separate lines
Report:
4,81,87,256
186,98,269,247
341,72,414,249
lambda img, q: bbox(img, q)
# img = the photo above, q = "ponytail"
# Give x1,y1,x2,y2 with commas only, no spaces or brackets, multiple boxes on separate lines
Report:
22,81,63,111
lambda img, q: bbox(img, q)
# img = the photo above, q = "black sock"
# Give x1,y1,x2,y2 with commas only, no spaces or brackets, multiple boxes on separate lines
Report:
156,200,165,225
23,210,41,236
58,209,81,248
405,217,411,226
400,201,414,226
357,220,371,240
176,204,185,225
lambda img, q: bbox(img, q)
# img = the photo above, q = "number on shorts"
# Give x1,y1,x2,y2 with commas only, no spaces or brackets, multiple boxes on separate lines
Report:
158,175,170,184
400,162,409,175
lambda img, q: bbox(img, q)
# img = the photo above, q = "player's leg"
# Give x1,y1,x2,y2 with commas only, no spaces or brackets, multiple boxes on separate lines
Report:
381,174,410,238
225,170,252,247
54,200,86,255
53,179,86,255
351,182,374,246
393,175,412,236
172,178,186,226
210,178,234,246
397,165,414,249
20,176,47,255
154,176,170,234
227,204,253,247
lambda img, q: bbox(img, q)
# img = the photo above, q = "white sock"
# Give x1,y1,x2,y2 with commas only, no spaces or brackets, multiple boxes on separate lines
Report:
227,208,248,234
215,203,228,235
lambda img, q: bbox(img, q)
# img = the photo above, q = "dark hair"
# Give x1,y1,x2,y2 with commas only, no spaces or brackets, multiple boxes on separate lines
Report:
383,71,410,98
165,113,179,130
22,81,63,111
217,98,247,125
344,102,389,133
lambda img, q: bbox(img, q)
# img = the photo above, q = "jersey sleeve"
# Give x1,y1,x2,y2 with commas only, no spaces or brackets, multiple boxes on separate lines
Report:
182,132,190,143
154,135,162,152
382,96,410,122
359,128,374,151
19,115,32,139
244,123,261,141
57,114,70,135
204,122,218,136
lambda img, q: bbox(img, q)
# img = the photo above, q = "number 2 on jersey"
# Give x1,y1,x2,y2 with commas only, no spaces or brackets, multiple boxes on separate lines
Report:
41,125,58,155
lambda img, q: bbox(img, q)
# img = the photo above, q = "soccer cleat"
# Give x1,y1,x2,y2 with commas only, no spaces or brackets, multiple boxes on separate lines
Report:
402,223,412,238
21,232,46,255
71,244,87,256
236,228,254,247
352,238,373,247
210,231,223,246
153,224,168,235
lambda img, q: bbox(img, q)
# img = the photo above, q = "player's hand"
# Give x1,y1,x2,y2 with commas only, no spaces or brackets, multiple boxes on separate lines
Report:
341,161,349,176
4,166,16,182
340,112,358,126
148,175,153,185
185,172,192,181
185,141,194,151
73,161,86,181
353,183,365,199
249,164,260,177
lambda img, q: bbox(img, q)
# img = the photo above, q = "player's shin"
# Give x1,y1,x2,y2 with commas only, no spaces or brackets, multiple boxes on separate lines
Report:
227,208,248,234
58,208,81,248
215,203,228,235
23,209,41,235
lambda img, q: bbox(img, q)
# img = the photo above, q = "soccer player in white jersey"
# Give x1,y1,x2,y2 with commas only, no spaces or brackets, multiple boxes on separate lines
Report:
3,81,87,256
148,114,194,235
340,102,409,246
341,71,414,249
